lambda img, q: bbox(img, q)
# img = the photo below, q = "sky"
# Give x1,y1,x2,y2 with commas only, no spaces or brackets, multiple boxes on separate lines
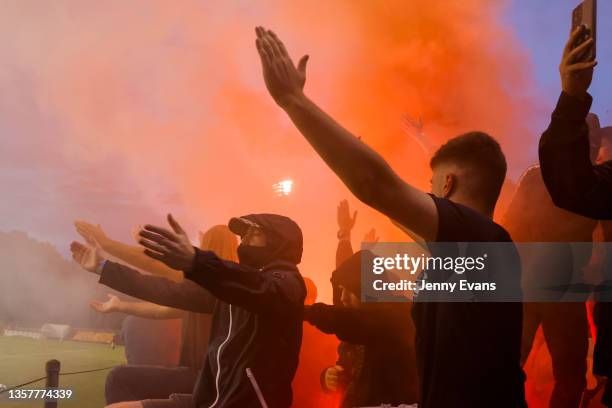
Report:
504,0,612,158
0,0,609,302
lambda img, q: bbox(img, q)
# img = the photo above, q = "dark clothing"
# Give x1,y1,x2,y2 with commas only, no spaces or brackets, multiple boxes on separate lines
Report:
503,164,594,407
100,255,305,408
413,196,526,408
187,250,305,408
231,213,303,265
539,92,612,220
121,316,182,366
143,394,195,408
179,312,211,370
322,341,365,398
333,238,353,308
521,302,588,408
305,302,418,407
99,264,215,404
106,365,198,404
504,166,597,244
539,92,612,405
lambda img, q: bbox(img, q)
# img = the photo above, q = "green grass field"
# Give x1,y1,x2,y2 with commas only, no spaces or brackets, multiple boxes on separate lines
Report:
0,335,125,408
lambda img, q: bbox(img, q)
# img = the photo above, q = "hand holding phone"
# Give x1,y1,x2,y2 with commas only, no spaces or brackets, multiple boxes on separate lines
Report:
571,0,597,60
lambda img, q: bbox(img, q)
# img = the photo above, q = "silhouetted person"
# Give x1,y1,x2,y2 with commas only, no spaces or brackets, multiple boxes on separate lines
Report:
305,250,418,407
503,165,596,408
538,25,610,407
256,26,525,408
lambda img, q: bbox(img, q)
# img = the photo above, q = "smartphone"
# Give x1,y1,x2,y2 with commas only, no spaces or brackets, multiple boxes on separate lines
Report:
571,0,597,60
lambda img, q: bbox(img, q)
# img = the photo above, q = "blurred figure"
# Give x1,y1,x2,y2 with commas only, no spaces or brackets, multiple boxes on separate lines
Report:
538,26,610,407
322,200,377,403
291,277,340,408
503,164,596,408
304,250,418,407
77,223,237,404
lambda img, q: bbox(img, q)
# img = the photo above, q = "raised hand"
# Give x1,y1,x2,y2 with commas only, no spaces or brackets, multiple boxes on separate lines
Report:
560,25,597,98
255,26,309,108
70,241,103,273
138,214,195,272
90,294,122,314
75,221,108,247
363,228,380,243
337,200,357,234
401,114,435,154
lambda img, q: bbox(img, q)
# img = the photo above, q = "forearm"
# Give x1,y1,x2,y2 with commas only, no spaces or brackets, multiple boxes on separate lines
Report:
304,303,370,344
187,249,304,317
539,92,612,218
100,237,182,282
100,261,215,313
117,301,185,320
283,94,436,239
335,237,354,268
283,94,400,206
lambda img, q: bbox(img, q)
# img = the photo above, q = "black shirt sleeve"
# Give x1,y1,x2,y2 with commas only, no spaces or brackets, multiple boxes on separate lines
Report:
304,303,406,344
185,248,305,318
539,92,612,219
99,261,216,313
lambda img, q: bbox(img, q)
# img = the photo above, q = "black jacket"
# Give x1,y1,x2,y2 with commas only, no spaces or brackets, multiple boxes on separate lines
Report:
539,91,612,376
99,214,306,408
304,302,418,407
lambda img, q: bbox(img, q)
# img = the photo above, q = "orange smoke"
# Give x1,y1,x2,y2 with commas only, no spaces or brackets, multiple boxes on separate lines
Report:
0,0,538,302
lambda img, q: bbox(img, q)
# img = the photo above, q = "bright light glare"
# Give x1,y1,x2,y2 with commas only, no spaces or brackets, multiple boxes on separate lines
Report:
273,179,293,196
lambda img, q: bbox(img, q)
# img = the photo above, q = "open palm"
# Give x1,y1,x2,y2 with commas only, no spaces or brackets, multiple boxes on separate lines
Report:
90,294,121,314
70,241,102,273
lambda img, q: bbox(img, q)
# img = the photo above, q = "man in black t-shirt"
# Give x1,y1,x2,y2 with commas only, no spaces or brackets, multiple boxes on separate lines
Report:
255,27,526,408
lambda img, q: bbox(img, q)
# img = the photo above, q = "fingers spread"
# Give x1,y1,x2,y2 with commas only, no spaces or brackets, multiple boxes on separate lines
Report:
139,238,170,255
142,225,179,242
167,214,186,235
143,248,166,262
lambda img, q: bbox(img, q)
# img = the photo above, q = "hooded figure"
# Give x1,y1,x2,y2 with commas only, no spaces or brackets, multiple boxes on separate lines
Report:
90,214,305,408
178,213,306,408
303,250,418,407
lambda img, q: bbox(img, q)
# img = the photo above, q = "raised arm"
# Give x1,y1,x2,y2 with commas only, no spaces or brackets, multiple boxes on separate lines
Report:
538,26,612,219
255,27,437,241
75,221,182,282
336,200,356,268
90,293,186,320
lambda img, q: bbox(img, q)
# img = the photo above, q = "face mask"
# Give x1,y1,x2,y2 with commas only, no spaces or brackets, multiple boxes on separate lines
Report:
237,244,276,268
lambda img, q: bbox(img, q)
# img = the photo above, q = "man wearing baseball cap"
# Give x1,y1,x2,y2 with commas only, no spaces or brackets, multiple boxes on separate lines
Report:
71,212,306,408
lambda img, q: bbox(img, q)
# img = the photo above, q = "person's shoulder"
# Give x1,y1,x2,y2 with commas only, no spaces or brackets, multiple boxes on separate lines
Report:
432,196,513,242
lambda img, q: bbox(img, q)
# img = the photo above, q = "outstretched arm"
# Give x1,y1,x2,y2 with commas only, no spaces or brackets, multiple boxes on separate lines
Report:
70,241,215,313
75,221,182,282
90,294,186,320
137,215,305,318
255,27,438,241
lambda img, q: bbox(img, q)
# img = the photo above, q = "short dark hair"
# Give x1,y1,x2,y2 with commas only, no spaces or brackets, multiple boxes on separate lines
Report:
430,131,507,210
